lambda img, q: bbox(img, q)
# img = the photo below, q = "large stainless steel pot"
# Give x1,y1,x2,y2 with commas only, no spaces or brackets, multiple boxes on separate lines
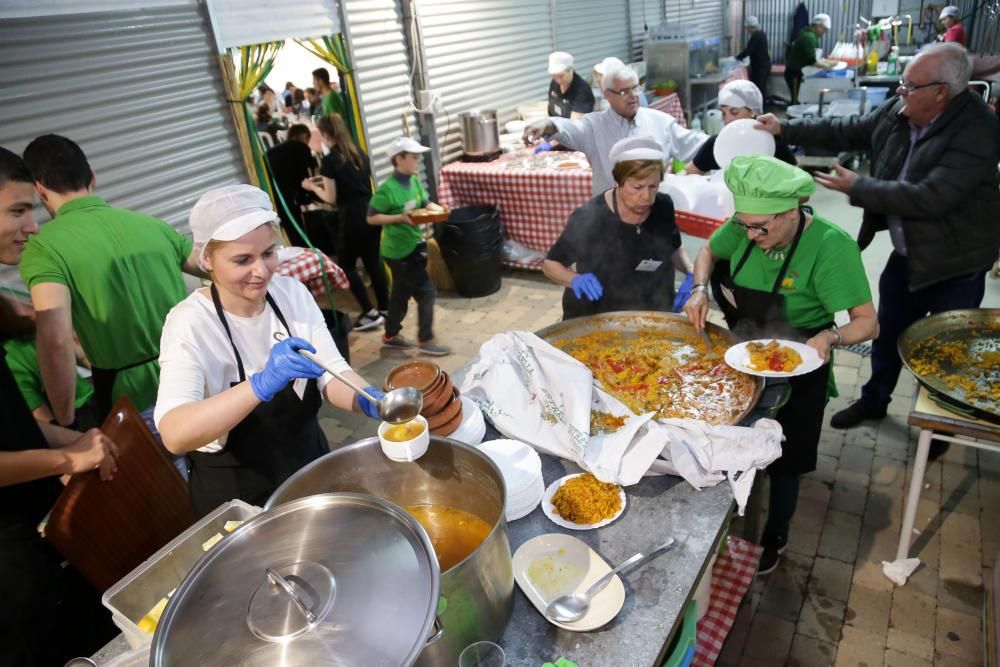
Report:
458,110,500,156
266,436,514,667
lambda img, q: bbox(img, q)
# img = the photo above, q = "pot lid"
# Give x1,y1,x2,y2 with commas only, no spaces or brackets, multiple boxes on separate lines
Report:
151,493,440,667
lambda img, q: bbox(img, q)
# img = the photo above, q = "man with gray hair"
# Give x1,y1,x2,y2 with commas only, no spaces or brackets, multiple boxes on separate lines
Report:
524,62,707,194
736,15,771,99
756,42,1000,440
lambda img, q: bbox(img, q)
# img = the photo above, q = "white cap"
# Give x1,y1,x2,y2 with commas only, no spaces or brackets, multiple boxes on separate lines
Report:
745,15,761,28
718,80,764,114
609,136,665,164
812,13,831,29
939,5,959,19
548,51,574,75
386,136,430,159
189,185,278,269
594,56,625,76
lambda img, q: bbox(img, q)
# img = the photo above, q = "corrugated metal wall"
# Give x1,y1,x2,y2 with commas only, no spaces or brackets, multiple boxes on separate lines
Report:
555,0,631,75
0,7,246,231
630,0,665,60
417,0,554,162
343,0,421,180
664,0,726,40
205,0,341,50
744,0,873,64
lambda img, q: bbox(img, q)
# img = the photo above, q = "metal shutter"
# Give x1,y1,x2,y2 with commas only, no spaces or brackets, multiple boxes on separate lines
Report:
0,4,246,290
343,0,422,181
744,0,874,64
630,0,666,61
555,0,631,77
205,0,340,50
665,0,725,40
417,0,554,163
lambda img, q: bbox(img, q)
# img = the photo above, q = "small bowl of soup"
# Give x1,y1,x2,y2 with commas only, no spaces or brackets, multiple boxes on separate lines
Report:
378,415,430,462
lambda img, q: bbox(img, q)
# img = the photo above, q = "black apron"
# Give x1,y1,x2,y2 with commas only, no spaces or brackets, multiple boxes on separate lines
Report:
186,285,328,518
91,354,158,422
718,212,832,475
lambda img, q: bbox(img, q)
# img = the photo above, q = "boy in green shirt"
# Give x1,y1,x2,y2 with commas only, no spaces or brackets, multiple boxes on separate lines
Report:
367,137,450,355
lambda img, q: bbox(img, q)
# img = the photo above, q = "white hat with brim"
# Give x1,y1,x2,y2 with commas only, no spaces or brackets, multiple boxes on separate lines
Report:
594,56,625,76
609,136,665,164
548,51,574,74
939,5,959,19
190,184,278,245
387,136,431,159
812,13,832,29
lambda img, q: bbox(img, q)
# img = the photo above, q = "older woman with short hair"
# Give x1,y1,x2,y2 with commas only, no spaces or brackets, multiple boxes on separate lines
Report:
543,136,692,320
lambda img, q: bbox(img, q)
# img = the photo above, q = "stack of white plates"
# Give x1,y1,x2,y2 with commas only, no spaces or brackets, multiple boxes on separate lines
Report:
477,439,544,522
448,396,486,445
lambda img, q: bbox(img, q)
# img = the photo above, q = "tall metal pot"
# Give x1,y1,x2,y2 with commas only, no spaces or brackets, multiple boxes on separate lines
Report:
458,110,499,156
266,436,514,667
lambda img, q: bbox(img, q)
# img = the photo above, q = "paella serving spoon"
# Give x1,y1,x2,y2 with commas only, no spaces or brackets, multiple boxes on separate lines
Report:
273,332,422,424
545,537,677,623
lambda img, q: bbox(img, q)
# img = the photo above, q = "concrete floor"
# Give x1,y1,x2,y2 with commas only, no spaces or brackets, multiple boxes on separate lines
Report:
317,171,999,667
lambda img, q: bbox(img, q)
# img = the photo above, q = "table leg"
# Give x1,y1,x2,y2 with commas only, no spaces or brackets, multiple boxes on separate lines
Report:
896,428,932,561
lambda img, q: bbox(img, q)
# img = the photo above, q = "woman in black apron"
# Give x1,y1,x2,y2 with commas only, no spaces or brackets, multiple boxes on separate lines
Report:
154,185,384,518
683,156,878,574
543,136,692,320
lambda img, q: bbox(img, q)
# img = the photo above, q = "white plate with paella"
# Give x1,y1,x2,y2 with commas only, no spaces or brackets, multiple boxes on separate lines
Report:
541,472,626,530
724,338,824,378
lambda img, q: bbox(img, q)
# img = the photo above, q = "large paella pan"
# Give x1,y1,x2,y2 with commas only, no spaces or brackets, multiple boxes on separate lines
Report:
899,309,1000,423
535,311,763,426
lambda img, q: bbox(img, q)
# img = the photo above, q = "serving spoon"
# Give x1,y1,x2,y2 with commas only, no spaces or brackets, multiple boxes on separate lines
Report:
545,536,677,623
273,332,422,424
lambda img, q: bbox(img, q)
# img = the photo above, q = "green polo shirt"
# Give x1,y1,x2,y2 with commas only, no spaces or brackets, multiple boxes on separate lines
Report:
370,174,428,259
709,214,871,331
19,196,192,410
786,27,820,71
322,90,345,119
3,338,93,412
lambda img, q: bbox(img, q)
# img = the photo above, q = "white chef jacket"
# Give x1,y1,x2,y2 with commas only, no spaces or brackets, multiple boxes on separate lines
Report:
552,107,708,195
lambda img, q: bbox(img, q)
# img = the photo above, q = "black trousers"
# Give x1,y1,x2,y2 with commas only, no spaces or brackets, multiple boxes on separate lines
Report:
338,200,388,314
784,69,803,105
384,243,436,341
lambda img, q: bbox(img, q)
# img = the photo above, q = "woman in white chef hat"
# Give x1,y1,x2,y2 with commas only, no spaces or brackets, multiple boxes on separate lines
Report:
154,184,384,517
543,136,692,319
685,80,798,174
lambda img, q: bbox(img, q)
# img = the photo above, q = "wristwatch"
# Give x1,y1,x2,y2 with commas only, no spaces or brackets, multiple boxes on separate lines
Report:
827,326,843,347
691,283,708,294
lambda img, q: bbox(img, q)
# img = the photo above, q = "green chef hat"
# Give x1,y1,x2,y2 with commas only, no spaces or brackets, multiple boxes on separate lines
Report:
724,155,816,214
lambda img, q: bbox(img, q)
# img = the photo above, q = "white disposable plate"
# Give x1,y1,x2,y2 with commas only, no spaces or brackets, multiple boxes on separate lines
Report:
478,439,543,494
449,396,486,445
724,339,824,378
512,533,625,631
541,473,626,531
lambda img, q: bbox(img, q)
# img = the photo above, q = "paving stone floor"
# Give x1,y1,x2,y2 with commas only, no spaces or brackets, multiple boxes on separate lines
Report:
317,269,996,667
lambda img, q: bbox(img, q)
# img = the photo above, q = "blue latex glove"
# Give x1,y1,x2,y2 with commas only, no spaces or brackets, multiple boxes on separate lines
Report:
570,273,603,301
672,272,694,313
358,386,384,419
533,141,553,155
249,337,325,402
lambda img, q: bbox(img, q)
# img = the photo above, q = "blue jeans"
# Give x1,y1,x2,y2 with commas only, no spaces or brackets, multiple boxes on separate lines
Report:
861,252,987,409
140,404,189,481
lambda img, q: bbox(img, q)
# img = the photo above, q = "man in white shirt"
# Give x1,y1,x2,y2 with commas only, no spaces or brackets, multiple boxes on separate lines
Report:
523,61,708,194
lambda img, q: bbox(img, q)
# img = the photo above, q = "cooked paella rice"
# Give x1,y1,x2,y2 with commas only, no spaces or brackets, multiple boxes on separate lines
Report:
746,340,803,373
550,473,622,524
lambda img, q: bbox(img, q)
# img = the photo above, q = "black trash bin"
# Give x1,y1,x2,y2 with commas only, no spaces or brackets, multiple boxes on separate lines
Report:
435,205,503,298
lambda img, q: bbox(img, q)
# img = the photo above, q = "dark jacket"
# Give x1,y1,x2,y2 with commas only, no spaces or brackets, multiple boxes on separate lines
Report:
782,90,1000,290
737,30,771,81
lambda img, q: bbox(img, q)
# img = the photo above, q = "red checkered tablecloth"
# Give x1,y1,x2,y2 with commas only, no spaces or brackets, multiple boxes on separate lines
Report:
693,536,763,667
437,152,592,270
649,93,686,126
723,66,749,85
277,249,349,298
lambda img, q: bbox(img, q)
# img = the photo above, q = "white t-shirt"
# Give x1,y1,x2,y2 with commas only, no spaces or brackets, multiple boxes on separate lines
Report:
154,276,352,452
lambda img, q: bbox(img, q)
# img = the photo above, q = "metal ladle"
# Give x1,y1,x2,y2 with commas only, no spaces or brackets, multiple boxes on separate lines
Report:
545,537,677,623
273,332,422,424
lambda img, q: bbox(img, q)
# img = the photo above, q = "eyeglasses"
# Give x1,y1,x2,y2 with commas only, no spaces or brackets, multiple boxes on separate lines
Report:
606,85,642,98
898,80,945,94
732,216,775,235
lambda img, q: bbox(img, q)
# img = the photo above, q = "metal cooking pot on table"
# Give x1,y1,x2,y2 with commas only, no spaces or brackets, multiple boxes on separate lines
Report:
459,109,500,156
535,311,766,425
150,493,441,666
266,435,514,667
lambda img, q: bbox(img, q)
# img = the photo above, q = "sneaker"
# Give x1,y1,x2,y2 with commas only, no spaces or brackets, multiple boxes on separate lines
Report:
756,535,788,576
382,334,415,349
829,400,887,429
353,311,384,331
418,341,451,357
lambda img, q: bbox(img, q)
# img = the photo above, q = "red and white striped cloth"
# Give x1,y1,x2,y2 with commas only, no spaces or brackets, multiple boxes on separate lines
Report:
437,153,593,270
277,249,349,298
693,536,762,667
648,93,687,127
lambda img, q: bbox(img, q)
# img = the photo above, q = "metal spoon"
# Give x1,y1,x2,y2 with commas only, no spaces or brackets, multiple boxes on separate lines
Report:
273,332,423,423
545,537,677,623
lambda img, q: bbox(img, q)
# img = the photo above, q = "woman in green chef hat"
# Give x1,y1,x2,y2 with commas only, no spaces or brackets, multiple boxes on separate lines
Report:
683,155,878,575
